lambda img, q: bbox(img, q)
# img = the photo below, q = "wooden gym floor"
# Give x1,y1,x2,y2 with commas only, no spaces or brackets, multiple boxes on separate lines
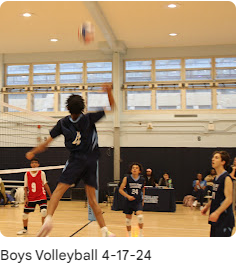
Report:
0,201,236,237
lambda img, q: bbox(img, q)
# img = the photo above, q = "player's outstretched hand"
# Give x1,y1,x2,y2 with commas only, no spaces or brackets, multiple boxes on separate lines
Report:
26,151,35,160
128,195,136,201
208,211,219,222
201,206,208,215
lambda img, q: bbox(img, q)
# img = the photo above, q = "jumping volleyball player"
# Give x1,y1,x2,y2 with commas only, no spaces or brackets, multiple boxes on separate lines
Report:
201,151,235,237
119,163,145,237
25,84,115,237
17,158,52,235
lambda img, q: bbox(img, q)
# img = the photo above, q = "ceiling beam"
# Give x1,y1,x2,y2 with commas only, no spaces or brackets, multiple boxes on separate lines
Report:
84,1,126,53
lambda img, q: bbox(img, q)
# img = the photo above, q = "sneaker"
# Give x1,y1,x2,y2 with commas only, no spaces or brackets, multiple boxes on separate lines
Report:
105,231,116,237
193,200,198,207
200,206,204,211
37,215,53,237
17,229,28,235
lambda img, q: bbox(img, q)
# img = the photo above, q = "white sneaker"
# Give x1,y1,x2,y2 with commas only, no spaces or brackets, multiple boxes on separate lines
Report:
105,231,116,237
193,200,198,207
37,215,53,237
200,206,204,211
17,229,28,235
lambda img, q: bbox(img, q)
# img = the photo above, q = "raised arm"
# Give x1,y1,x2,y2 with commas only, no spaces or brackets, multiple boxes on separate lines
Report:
25,136,54,160
102,83,115,111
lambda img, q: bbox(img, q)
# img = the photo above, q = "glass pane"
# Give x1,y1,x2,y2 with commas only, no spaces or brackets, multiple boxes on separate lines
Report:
185,58,211,68
156,71,181,81
7,76,29,85
155,59,181,69
60,63,83,73
216,69,236,79
87,73,112,83
217,89,236,109
126,61,152,70
33,75,56,84
87,92,111,111
33,64,56,73
59,93,82,111
7,65,29,74
5,94,27,111
127,91,151,110
186,70,211,80
33,93,54,112
215,57,236,67
156,90,181,109
186,90,212,109
126,72,151,82
60,74,83,83
87,62,112,72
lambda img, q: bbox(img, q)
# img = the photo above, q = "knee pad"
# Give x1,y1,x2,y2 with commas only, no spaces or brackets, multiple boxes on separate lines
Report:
137,214,143,224
41,208,47,217
22,213,29,220
126,218,131,226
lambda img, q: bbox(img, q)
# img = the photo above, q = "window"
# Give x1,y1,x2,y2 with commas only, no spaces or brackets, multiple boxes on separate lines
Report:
33,93,54,112
6,65,30,85
86,62,112,83
185,58,212,80
4,94,27,111
60,63,83,84
186,89,212,109
87,92,110,111
217,89,236,109
33,64,56,85
156,90,181,110
155,59,181,81
126,91,152,110
215,58,236,80
125,61,152,82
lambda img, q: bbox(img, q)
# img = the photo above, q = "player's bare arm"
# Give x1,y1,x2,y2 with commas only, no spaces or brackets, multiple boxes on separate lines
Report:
44,183,52,198
24,187,28,206
26,136,54,160
208,177,233,222
201,200,211,215
102,83,115,111
119,177,135,201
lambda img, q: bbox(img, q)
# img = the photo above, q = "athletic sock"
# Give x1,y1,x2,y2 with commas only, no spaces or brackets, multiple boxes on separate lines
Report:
101,226,109,237
139,229,143,237
128,231,132,237
24,226,28,230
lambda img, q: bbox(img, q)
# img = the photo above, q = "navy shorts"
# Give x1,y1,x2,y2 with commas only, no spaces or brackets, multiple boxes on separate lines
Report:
210,224,233,237
24,199,47,213
123,200,143,215
59,151,99,189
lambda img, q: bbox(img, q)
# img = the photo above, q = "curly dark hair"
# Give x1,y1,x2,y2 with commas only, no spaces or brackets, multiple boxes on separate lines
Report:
128,162,143,174
66,94,85,114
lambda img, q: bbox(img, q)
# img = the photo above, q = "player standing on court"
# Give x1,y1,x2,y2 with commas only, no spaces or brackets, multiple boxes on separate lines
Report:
25,84,115,237
119,162,145,237
201,151,235,237
17,158,52,235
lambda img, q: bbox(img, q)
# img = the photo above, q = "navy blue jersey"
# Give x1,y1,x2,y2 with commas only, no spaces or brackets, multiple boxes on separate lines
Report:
125,175,145,202
50,110,105,154
209,171,234,227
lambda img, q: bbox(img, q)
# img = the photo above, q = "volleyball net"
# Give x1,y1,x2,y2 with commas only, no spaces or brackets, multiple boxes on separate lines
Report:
0,102,66,175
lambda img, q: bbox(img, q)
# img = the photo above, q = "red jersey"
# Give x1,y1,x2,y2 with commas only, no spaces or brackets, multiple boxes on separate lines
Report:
27,171,47,201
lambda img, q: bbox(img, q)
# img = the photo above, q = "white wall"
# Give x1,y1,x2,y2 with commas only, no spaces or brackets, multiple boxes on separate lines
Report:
0,44,236,148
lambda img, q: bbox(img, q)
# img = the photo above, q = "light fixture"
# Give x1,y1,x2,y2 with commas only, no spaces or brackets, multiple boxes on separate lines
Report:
169,33,177,36
50,38,58,42
22,13,32,17
168,4,177,8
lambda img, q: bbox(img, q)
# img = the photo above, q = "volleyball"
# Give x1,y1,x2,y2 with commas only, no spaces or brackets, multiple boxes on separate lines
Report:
80,21,95,44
